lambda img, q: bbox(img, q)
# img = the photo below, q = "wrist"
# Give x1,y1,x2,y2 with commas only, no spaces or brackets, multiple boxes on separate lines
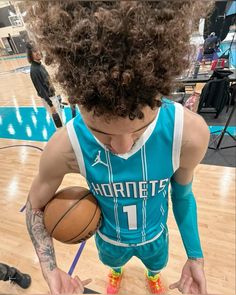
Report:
188,257,204,265
42,265,58,281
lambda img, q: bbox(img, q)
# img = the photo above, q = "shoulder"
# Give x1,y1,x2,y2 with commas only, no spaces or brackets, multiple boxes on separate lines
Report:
40,127,79,176
183,107,209,137
180,108,210,169
30,63,40,74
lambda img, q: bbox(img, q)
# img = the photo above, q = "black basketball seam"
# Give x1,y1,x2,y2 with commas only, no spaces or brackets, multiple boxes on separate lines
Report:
65,204,99,243
74,215,102,243
49,191,92,235
66,208,101,243
65,204,100,243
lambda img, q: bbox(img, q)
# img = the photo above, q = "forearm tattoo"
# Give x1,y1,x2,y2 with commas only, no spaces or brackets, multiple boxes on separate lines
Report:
26,200,57,273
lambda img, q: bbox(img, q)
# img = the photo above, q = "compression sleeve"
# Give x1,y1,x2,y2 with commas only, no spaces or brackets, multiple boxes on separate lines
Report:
170,178,203,258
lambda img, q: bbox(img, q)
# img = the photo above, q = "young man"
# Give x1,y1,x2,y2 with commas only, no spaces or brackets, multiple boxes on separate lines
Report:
25,1,211,294
26,42,63,128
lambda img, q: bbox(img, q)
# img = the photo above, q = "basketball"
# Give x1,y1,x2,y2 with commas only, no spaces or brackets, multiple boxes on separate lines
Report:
43,186,101,244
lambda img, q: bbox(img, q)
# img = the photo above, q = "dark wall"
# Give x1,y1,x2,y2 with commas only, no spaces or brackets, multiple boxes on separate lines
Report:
0,5,16,28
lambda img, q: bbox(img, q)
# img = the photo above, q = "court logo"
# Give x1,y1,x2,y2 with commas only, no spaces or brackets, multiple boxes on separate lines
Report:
92,150,108,167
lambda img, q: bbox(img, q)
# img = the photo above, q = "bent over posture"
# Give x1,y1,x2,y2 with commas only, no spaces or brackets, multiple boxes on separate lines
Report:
25,1,211,294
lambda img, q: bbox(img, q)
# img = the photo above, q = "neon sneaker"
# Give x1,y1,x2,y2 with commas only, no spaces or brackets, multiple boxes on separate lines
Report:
146,272,166,294
106,269,123,294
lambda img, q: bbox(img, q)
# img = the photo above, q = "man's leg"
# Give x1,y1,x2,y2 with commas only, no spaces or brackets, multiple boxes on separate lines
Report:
95,234,132,294
70,104,77,118
51,95,64,126
136,231,169,294
41,97,63,129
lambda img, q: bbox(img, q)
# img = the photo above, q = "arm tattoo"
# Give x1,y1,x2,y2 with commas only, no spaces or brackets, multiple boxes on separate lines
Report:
26,200,57,273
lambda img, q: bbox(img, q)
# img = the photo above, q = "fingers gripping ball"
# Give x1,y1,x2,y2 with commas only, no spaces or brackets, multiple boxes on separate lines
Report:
43,186,101,244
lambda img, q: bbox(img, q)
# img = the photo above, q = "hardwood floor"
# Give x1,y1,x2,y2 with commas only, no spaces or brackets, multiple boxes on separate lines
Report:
0,56,235,294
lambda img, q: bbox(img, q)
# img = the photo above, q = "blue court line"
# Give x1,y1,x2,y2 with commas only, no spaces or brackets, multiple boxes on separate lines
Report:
0,54,27,60
68,241,86,276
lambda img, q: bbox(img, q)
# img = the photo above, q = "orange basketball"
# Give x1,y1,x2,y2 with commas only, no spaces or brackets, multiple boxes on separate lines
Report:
43,186,101,244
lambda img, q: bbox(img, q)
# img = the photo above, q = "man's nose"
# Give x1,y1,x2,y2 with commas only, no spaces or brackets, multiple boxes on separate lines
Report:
110,135,134,154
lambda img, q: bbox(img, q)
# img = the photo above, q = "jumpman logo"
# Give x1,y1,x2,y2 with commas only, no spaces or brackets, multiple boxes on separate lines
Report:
92,150,108,167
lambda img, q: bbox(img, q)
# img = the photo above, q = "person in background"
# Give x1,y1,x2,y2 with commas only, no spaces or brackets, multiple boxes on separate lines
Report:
198,32,220,62
44,50,77,119
70,104,77,118
0,263,31,289
203,32,220,54
202,32,221,61
26,42,63,128
25,1,212,294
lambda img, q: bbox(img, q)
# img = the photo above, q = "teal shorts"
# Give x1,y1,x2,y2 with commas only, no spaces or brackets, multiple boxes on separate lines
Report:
95,230,169,272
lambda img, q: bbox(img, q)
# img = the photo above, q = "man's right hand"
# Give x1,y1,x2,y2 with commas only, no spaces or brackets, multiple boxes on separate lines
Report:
50,106,57,114
46,267,92,294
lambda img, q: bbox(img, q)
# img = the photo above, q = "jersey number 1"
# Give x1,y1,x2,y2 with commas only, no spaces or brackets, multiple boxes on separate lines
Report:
123,205,137,230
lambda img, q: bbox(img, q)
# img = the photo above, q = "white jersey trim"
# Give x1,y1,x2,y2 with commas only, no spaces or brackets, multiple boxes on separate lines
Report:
66,120,86,178
172,103,184,172
93,108,161,160
97,228,164,247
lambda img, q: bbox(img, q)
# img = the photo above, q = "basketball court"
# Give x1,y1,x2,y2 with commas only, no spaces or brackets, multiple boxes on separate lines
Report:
0,54,235,294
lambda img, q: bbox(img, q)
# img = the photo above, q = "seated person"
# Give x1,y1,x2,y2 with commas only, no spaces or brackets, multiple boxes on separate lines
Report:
203,32,220,60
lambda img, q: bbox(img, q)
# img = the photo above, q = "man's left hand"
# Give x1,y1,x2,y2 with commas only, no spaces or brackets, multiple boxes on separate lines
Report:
169,258,207,294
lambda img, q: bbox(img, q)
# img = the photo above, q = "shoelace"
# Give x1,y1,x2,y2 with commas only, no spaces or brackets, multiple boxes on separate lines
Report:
148,275,163,291
151,279,161,290
110,278,118,287
109,271,121,287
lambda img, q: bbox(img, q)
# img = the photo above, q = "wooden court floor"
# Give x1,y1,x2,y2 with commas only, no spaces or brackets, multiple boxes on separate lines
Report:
0,56,235,294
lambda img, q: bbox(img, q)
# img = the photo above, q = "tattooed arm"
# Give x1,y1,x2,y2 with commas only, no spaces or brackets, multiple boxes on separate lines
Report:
26,185,59,280
26,202,56,272
26,128,90,294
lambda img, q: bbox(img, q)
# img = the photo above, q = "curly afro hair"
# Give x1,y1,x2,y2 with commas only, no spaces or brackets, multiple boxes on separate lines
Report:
26,0,212,119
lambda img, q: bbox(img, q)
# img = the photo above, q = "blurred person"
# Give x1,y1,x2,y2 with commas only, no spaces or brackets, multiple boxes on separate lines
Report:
203,32,220,55
26,42,63,128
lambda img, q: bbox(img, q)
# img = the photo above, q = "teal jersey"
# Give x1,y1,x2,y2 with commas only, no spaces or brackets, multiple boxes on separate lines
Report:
66,99,183,247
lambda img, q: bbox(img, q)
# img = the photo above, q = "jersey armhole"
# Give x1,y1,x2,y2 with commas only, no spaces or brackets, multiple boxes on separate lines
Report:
66,120,87,177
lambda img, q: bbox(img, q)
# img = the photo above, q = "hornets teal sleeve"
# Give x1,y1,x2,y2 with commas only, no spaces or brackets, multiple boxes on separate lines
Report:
170,178,203,258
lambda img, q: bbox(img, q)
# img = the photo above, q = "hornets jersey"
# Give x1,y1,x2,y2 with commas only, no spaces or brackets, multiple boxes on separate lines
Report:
66,99,183,247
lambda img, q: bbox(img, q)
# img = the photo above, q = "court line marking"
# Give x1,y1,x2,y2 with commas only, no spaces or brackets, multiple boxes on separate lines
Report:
68,241,86,276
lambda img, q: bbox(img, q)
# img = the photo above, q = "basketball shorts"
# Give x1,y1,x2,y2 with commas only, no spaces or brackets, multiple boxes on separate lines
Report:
95,229,169,272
